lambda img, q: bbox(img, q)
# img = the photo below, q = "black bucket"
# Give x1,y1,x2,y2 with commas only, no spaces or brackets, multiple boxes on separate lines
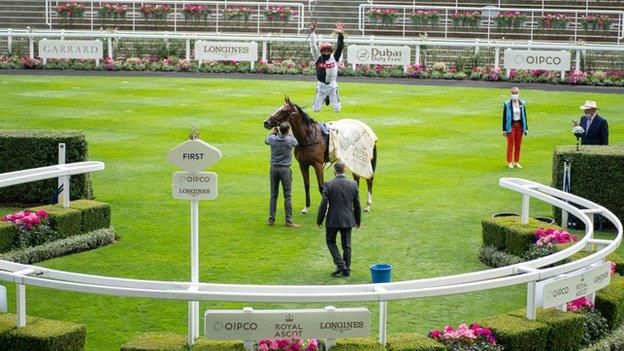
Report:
492,212,519,218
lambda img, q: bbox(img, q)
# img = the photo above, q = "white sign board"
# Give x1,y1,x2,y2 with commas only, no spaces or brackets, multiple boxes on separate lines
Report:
168,139,222,173
503,49,571,71
173,171,217,200
205,308,371,340
347,45,410,66
39,40,103,60
537,261,612,308
0,285,6,313
195,41,258,62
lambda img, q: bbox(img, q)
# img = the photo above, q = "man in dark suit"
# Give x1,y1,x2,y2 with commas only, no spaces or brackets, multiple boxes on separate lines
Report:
317,162,361,277
579,100,609,145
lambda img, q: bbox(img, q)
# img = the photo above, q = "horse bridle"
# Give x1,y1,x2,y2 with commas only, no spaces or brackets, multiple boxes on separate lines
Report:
270,104,322,148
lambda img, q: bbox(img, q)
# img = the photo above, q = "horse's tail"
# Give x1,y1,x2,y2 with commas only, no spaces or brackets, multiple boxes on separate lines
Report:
371,144,378,173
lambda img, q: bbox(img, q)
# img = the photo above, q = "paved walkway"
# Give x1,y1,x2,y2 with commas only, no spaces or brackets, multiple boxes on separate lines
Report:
1,69,623,94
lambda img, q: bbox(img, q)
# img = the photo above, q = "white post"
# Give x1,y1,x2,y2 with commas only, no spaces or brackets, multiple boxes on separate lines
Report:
107,38,113,59
521,194,529,225
562,211,569,229
7,29,12,54
379,301,387,345
16,284,26,327
494,47,500,69
262,41,267,61
58,143,70,208
575,50,581,72
187,199,200,346
186,39,191,61
29,35,34,58
415,45,420,65
243,307,254,351
325,306,336,350
526,282,536,320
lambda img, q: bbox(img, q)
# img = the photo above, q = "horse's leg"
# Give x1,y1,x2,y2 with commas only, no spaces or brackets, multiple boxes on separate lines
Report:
300,163,311,214
364,176,374,212
313,162,325,195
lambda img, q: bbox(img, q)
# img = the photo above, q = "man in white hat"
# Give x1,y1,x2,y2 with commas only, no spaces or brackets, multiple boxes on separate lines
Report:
578,101,609,145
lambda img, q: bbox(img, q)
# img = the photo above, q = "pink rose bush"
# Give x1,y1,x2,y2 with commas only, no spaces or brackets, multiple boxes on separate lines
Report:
2,210,56,247
534,227,578,247
257,339,318,351
568,297,593,312
428,323,502,350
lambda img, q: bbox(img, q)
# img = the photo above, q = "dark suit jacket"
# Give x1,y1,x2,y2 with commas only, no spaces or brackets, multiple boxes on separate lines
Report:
316,174,361,228
580,114,609,145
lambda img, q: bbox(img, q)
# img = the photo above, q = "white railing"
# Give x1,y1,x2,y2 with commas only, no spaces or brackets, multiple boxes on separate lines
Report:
367,0,602,13
44,0,306,34
0,160,621,346
3,29,624,72
358,4,624,43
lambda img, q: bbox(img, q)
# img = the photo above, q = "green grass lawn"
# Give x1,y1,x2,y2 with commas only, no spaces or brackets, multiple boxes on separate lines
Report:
0,74,622,350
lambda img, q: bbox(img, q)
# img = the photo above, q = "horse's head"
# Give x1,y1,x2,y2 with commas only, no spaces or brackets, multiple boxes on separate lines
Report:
263,96,299,129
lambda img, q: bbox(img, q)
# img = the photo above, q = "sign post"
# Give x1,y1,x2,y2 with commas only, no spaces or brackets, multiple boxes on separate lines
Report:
168,127,222,347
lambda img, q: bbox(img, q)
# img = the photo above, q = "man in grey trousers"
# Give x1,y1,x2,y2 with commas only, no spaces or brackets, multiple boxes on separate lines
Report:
317,162,361,277
265,122,300,228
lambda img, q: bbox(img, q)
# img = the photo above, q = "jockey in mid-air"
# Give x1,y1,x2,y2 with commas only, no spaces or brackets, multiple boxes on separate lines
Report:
309,21,344,113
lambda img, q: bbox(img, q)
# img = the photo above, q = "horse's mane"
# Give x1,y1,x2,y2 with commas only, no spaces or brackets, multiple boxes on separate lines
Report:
294,104,316,126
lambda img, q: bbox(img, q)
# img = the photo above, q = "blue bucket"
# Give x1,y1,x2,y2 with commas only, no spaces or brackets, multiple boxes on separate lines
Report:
370,264,392,283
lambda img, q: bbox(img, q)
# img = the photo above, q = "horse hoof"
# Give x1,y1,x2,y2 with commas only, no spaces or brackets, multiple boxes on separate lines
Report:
301,208,309,215
364,207,371,213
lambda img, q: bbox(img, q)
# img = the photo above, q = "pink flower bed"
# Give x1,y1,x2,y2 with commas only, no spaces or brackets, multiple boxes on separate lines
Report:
534,227,578,247
429,323,501,350
2,210,49,229
257,339,318,351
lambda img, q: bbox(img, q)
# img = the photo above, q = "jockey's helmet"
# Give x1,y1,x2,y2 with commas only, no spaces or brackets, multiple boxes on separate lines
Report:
320,42,333,52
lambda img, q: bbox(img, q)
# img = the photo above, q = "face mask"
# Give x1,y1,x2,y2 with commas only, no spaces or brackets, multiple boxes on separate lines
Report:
511,94,519,101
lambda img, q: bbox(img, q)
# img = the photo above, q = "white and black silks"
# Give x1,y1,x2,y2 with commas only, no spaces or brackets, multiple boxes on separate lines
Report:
309,33,344,112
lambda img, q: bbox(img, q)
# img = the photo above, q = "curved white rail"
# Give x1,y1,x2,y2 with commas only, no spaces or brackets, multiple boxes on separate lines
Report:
0,164,621,345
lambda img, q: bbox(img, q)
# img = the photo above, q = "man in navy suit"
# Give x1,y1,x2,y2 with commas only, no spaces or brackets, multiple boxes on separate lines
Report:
579,101,609,145
317,162,361,277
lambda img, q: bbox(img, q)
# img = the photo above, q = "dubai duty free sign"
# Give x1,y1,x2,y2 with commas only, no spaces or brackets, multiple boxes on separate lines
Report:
168,139,222,200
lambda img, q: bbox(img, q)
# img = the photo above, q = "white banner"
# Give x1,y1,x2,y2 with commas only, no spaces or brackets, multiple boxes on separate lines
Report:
537,261,612,308
503,49,571,71
172,172,218,200
0,285,6,313
347,45,410,66
205,308,371,340
39,40,103,60
195,41,258,62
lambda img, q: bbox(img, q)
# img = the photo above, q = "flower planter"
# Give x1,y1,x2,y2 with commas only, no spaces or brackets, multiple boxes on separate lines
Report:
492,212,519,218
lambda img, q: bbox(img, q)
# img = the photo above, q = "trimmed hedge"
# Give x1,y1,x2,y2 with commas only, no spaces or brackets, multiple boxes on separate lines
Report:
509,308,585,351
580,318,624,351
26,204,82,239
0,221,17,253
69,199,112,233
552,146,624,227
332,338,386,351
0,313,86,351
0,130,93,204
120,334,247,351
477,314,550,351
0,227,116,264
482,216,563,256
596,275,624,330
192,339,246,351
479,245,525,268
386,333,445,351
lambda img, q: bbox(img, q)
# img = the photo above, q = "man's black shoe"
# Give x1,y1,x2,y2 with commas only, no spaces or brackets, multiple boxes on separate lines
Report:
324,96,330,106
331,269,343,277
342,271,351,277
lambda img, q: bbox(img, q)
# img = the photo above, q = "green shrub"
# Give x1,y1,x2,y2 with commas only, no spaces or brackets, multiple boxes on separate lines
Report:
0,221,17,253
120,332,187,351
580,317,624,351
0,130,93,204
0,227,116,264
481,216,563,256
479,246,525,268
596,274,624,330
509,308,584,351
0,313,86,351
581,310,609,345
477,314,550,351
332,338,385,351
69,199,111,233
27,205,82,239
192,338,245,351
386,333,445,351
552,146,624,226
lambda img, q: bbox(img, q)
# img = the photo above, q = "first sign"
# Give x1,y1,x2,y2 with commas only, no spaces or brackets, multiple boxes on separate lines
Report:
168,139,222,173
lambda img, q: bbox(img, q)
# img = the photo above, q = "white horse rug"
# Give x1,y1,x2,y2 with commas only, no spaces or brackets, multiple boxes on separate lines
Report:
327,119,378,179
